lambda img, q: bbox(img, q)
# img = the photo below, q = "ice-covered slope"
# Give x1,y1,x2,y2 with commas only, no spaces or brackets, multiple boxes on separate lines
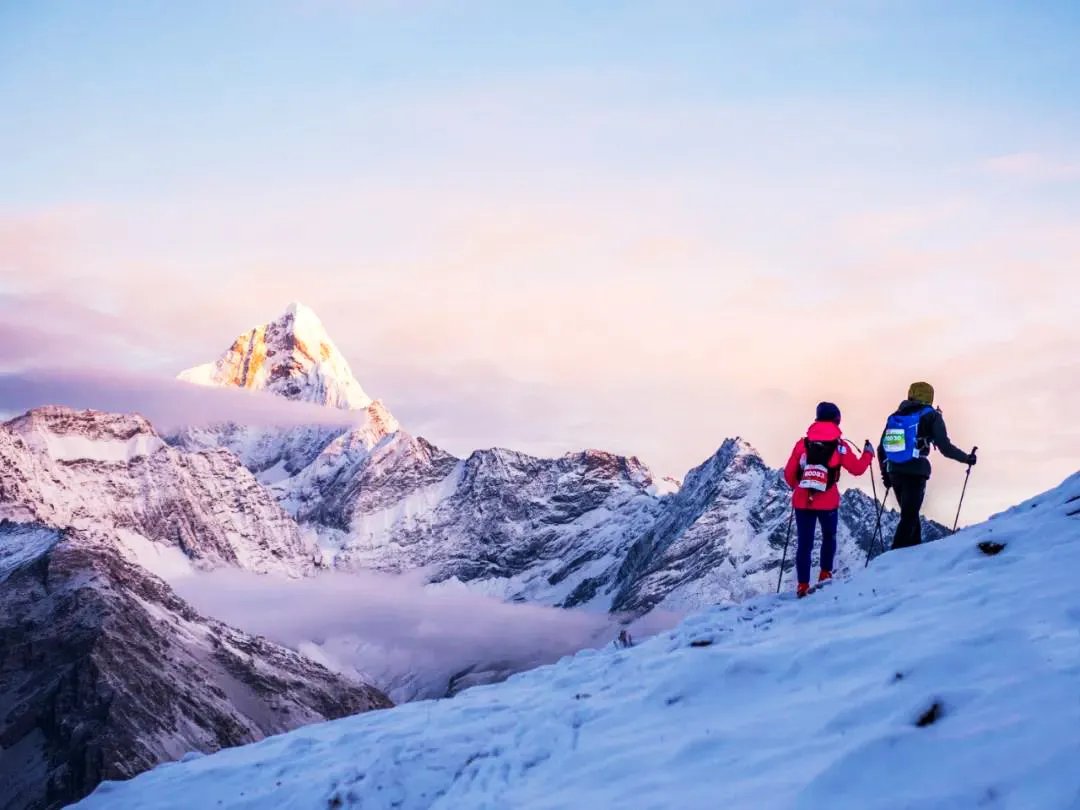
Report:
77,473,1080,810
0,523,390,810
0,407,315,576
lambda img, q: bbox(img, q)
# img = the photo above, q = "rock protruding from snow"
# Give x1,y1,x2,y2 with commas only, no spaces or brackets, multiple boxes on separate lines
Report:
0,523,391,810
0,407,315,577
180,302,372,410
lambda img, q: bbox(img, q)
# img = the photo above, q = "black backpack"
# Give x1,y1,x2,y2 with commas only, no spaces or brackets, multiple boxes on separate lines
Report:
798,438,841,493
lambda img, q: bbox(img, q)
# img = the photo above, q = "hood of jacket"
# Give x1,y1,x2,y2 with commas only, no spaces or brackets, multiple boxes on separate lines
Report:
806,420,843,442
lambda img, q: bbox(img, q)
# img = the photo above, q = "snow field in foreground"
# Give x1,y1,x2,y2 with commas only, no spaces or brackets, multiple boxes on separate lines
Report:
79,473,1080,810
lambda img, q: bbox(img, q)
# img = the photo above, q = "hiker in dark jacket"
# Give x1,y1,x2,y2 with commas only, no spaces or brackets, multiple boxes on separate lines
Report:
877,382,976,549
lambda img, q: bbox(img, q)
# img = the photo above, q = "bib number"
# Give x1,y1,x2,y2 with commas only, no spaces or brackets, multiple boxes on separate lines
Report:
883,429,907,454
799,464,830,492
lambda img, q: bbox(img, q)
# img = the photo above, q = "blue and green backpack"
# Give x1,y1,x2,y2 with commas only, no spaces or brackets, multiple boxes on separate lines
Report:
882,406,934,464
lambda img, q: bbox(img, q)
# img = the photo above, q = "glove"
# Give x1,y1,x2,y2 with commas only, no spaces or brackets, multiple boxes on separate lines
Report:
863,440,874,455
967,450,978,466
881,470,892,490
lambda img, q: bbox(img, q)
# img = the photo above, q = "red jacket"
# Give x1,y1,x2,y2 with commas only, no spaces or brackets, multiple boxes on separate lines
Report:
783,421,873,510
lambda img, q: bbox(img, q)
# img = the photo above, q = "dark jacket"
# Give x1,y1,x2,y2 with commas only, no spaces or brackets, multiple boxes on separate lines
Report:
877,399,970,478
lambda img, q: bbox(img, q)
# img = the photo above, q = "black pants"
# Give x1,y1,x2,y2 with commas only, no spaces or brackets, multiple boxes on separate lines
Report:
891,473,927,549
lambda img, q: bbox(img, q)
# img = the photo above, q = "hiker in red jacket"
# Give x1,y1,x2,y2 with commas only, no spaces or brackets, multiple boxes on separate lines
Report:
783,402,874,597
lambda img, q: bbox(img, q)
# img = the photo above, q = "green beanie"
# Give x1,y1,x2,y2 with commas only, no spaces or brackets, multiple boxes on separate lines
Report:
908,381,935,405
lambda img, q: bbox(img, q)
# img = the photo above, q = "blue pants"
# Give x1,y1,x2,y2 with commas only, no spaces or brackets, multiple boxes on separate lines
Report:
795,508,838,585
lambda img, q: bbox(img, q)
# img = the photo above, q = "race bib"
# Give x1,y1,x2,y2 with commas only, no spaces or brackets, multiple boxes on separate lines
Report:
798,464,830,492
883,429,907,454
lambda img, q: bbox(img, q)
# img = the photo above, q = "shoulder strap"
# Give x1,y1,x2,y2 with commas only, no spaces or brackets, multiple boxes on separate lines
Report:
827,440,841,487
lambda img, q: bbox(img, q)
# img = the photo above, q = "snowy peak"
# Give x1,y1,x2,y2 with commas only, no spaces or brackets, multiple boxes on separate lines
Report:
680,436,767,496
4,406,165,463
179,303,373,410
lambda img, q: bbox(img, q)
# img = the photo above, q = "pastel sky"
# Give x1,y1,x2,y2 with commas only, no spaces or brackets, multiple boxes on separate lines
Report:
2,1,1079,523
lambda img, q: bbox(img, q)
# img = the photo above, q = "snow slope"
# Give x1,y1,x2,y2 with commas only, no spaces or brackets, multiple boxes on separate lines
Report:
77,473,1080,810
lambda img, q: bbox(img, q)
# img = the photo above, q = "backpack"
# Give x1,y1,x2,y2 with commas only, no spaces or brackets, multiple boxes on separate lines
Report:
882,406,934,464
798,438,840,493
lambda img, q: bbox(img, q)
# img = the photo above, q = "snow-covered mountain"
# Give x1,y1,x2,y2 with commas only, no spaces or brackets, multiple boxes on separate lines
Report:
0,406,392,808
175,302,380,477
0,522,390,810
173,303,943,612
179,302,372,410
329,446,665,607
0,407,315,577
0,304,969,810
74,473,1080,810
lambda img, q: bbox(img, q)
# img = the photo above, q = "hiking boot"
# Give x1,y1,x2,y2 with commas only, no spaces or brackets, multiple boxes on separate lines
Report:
818,570,832,584
796,583,811,599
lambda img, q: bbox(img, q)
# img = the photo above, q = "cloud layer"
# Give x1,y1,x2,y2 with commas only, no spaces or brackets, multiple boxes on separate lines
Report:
172,568,680,703
0,366,370,432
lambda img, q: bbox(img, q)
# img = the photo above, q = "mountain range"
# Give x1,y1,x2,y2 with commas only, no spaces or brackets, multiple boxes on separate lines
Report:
172,302,946,609
0,302,945,809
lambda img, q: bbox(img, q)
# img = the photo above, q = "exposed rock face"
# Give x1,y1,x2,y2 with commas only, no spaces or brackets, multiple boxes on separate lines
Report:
0,523,391,810
0,407,315,577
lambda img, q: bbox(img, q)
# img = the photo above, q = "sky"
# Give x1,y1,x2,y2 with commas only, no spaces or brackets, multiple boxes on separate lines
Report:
2,0,1079,523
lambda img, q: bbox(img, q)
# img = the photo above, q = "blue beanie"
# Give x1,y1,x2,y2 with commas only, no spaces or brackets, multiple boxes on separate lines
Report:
816,401,841,424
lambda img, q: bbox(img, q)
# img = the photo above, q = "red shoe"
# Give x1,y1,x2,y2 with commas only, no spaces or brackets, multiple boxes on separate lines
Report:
818,570,832,584
796,583,810,599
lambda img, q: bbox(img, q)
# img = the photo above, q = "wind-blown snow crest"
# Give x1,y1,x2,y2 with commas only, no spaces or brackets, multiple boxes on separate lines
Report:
77,472,1080,810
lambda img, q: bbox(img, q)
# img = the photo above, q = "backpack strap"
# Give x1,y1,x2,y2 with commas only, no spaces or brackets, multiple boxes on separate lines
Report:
915,405,935,451
827,448,841,489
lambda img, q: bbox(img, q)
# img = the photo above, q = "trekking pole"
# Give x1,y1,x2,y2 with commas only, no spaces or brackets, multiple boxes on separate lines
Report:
854,440,889,567
865,451,880,566
951,446,978,533
865,488,890,566
776,507,795,594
